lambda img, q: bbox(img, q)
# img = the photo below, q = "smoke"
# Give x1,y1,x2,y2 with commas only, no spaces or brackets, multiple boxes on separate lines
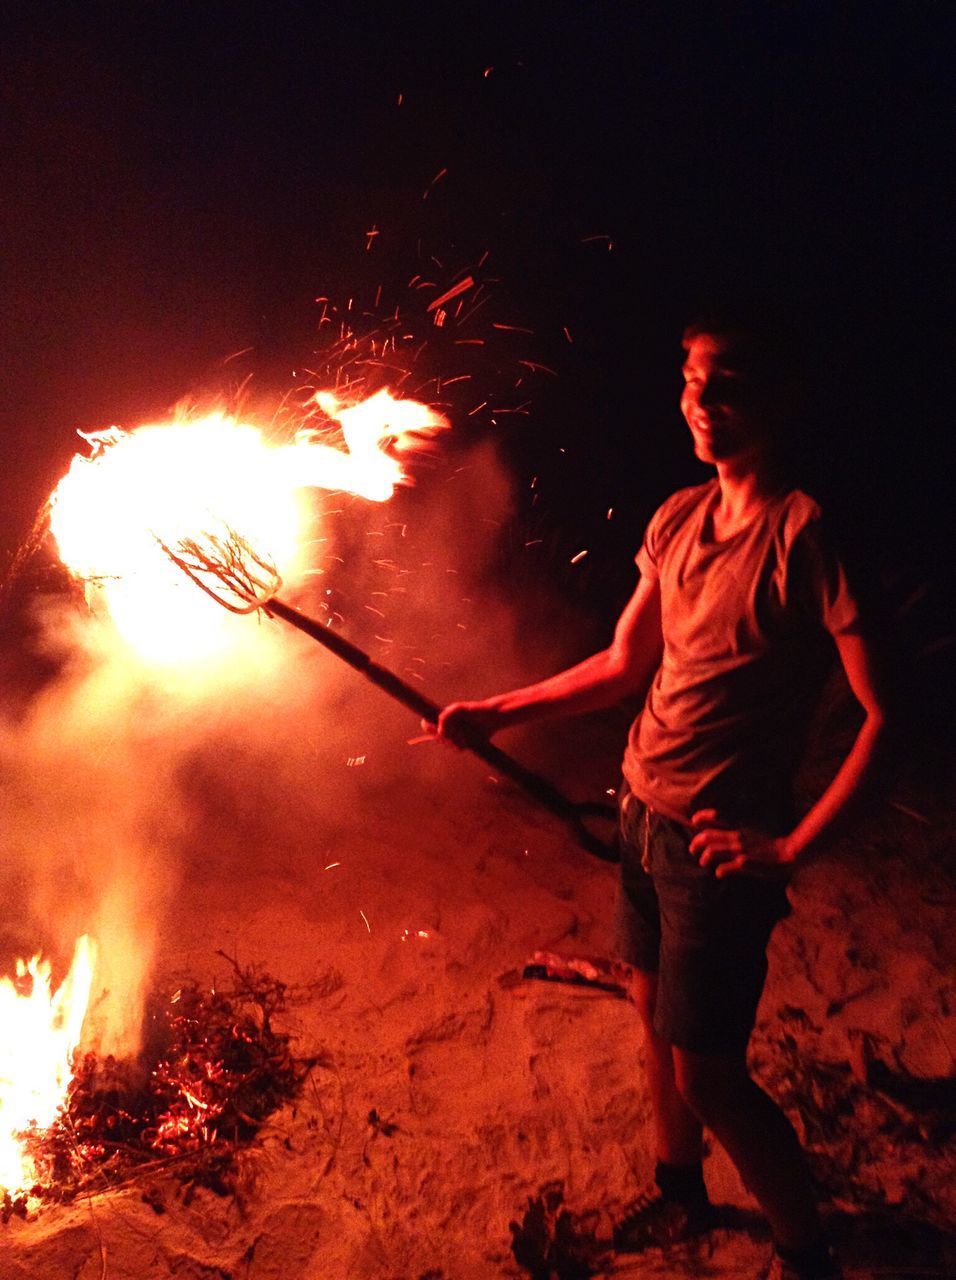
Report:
0,437,582,1061
0,606,188,1057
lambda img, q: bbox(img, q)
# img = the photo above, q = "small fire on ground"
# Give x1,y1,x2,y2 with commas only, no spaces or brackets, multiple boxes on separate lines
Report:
0,937,97,1200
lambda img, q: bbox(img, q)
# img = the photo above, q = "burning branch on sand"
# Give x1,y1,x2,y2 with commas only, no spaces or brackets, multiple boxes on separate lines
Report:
4,955,315,1220
157,527,616,861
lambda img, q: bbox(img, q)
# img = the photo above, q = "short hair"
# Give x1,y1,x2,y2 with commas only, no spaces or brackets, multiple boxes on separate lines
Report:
681,308,802,390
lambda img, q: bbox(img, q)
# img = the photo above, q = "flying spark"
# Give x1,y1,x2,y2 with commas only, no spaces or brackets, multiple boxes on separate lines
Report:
427,276,475,313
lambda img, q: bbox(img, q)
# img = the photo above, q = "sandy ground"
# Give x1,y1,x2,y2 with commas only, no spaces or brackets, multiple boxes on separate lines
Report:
2,693,954,1280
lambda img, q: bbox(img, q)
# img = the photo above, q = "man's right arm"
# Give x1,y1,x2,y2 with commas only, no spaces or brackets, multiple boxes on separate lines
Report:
434,575,663,744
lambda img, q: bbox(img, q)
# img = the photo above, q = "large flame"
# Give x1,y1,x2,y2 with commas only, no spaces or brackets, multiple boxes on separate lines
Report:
0,935,97,1197
49,390,447,662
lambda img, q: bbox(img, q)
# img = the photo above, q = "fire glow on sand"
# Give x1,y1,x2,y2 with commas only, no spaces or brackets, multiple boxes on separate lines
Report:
49,390,449,663
0,936,97,1199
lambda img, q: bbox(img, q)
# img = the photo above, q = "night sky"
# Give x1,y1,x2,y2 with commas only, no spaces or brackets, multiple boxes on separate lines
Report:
2,4,953,660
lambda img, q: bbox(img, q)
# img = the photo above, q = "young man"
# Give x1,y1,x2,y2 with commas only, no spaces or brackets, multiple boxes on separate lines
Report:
433,319,887,1280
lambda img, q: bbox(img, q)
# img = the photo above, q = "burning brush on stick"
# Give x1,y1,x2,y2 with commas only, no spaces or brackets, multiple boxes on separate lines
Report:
46,390,615,857
159,524,615,860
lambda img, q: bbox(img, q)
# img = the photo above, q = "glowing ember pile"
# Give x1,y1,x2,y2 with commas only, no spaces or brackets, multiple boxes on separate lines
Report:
0,936,97,1202
5,957,308,1216
49,391,448,662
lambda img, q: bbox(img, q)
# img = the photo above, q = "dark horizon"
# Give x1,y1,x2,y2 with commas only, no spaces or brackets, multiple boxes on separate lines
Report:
2,5,953,660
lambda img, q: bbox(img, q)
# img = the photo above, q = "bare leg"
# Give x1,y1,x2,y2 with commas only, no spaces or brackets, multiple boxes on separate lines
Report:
673,1047,821,1251
627,969,703,1166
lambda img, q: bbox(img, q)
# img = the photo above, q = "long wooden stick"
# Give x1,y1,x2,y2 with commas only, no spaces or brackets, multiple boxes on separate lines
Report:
264,597,616,860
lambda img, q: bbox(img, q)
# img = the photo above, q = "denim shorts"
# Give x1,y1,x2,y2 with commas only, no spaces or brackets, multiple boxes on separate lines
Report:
615,784,791,1054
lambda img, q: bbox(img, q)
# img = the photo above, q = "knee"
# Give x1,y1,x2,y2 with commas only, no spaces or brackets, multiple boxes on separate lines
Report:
673,1051,750,1123
625,968,658,1029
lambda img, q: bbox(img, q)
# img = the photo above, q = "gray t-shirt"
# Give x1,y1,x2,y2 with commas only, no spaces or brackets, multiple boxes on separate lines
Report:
622,481,859,828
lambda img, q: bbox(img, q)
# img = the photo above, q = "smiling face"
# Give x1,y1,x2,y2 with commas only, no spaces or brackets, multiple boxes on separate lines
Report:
680,332,776,469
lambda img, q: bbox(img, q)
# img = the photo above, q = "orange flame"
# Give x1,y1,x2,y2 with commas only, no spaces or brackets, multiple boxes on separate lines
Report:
0,936,97,1196
49,390,447,663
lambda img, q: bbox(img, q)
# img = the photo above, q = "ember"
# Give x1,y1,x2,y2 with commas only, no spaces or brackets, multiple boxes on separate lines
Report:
4,955,310,1220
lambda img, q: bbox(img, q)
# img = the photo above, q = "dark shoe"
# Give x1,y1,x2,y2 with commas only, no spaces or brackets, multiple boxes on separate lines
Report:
613,1184,714,1252
759,1244,843,1279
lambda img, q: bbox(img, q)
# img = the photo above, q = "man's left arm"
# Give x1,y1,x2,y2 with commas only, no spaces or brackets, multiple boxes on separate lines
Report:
690,628,889,878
